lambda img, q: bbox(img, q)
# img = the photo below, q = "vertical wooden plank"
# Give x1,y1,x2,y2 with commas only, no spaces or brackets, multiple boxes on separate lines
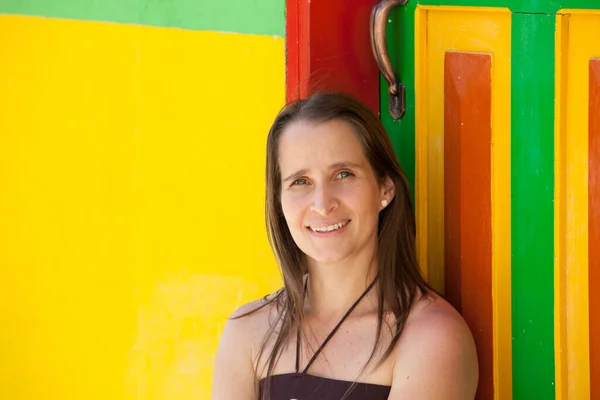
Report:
554,13,569,400
589,58,600,400
380,4,417,207
285,0,380,113
444,51,493,400
285,0,299,101
555,12,600,399
285,0,306,102
416,9,512,398
443,52,462,312
512,13,556,400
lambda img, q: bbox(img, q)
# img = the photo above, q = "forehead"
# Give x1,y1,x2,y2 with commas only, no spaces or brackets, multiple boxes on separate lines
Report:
278,119,367,173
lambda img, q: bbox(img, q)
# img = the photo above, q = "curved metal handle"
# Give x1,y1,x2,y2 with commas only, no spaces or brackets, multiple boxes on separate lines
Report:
370,0,407,120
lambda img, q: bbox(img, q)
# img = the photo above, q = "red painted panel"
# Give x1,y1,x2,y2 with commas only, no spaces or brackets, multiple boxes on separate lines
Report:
285,0,380,114
444,52,493,400
444,59,462,312
589,58,600,400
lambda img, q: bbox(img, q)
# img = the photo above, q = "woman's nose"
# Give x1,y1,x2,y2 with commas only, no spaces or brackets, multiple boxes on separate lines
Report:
309,185,338,215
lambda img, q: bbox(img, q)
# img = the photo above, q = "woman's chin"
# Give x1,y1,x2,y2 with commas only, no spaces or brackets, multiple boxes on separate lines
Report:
305,249,351,266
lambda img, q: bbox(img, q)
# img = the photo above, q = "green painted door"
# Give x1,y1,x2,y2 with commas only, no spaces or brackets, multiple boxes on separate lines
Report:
378,1,600,398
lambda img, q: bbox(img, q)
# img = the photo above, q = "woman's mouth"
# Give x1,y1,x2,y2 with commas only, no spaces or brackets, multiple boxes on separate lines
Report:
307,219,351,234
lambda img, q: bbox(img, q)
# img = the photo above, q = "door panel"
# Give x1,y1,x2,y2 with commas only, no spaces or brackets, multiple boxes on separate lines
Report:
380,2,600,398
554,10,600,400
413,7,512,399
444,51,494,400
510,13,557,400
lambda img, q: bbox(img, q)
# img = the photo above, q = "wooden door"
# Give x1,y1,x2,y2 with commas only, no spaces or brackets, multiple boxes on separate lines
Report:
397,6,511,400
380,1,600,399
284,0,600,398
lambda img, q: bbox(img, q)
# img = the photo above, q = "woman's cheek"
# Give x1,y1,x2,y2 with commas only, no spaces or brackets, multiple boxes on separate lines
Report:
281,195,303,227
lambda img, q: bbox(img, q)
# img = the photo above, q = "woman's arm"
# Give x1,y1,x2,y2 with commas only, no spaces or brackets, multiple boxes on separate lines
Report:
211,302,264,400
387,300,479,399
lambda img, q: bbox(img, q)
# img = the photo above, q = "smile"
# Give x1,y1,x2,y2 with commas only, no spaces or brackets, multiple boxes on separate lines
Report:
308,220,350,233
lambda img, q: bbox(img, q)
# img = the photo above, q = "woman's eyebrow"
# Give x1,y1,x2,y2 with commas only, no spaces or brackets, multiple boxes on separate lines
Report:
282,161,363,182
328,161,362,170
283,168,309,183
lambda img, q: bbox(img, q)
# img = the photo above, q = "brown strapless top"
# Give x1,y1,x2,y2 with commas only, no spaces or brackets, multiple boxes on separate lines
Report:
258,278,391,399
259,372,391,399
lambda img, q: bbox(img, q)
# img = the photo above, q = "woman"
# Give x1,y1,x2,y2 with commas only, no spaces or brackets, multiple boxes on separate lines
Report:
212,93,479,400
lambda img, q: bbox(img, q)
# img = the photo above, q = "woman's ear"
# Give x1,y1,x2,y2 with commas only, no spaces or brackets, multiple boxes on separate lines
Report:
381,175,396,205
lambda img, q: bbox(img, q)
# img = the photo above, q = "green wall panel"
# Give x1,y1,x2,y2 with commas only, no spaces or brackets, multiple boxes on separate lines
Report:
0,0,285,36
511,12,556,400
381,5,417,205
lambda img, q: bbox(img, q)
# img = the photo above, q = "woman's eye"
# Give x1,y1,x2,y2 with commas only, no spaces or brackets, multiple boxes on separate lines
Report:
337,171,354,179
292,178,307,186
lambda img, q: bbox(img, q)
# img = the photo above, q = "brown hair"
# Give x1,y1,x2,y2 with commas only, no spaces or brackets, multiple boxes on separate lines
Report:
248,92,432,399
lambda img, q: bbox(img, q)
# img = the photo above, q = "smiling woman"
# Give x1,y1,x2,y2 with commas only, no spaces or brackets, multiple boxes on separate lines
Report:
279,120,387,264
211,93,479,400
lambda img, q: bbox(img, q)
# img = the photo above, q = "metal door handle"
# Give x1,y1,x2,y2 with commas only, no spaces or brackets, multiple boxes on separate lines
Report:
370,0,407,119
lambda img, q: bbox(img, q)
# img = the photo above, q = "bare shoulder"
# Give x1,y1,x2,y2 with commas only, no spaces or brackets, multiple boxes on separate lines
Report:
221,293,281,362
388,293,479,400
229,295,278,336
403,293,474,349
211,294,280,400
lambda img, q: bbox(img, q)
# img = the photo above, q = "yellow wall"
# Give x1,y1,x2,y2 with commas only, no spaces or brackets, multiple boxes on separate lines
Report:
0,14,284,399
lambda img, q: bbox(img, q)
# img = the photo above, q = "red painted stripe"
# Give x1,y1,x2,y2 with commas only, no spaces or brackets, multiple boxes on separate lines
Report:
589,58,600,400
444,52,493,400
285,0,304,102
285,0,380,113
285,0,299,102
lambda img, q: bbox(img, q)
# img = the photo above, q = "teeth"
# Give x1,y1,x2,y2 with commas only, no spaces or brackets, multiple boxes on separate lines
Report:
311,220,348,232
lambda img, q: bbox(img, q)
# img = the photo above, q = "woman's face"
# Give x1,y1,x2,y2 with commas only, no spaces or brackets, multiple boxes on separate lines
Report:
278,119,392,265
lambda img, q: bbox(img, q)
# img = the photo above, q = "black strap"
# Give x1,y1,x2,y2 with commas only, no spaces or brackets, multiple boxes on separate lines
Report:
295,277,378,374
294,282,307,373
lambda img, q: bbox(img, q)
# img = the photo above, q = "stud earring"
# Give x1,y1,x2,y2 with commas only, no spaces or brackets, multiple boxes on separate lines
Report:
381,200,388,208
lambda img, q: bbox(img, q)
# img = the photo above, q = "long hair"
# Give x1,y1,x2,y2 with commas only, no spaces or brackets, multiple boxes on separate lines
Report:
247,92,432,399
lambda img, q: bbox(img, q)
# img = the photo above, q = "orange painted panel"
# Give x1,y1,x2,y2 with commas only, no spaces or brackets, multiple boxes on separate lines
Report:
589,58,600,400
444,53,462,311
444,52,493,400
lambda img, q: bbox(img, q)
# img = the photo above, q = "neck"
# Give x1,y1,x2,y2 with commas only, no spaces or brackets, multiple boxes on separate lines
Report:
304,252,379,319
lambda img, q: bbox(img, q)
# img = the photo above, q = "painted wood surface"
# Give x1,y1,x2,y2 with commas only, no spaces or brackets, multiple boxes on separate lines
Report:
0,14,285,399
0,0,285,36
511,13,556,400
413,0,599,13
290,0,600,399
380,5,417,201
444,52,493,400
286,0,380,113
589,58,600,400
554,11,600,400
413,7,512,399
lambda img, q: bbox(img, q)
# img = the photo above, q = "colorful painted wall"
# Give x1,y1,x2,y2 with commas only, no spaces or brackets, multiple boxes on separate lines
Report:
0,2,285,399
4,1,600,399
